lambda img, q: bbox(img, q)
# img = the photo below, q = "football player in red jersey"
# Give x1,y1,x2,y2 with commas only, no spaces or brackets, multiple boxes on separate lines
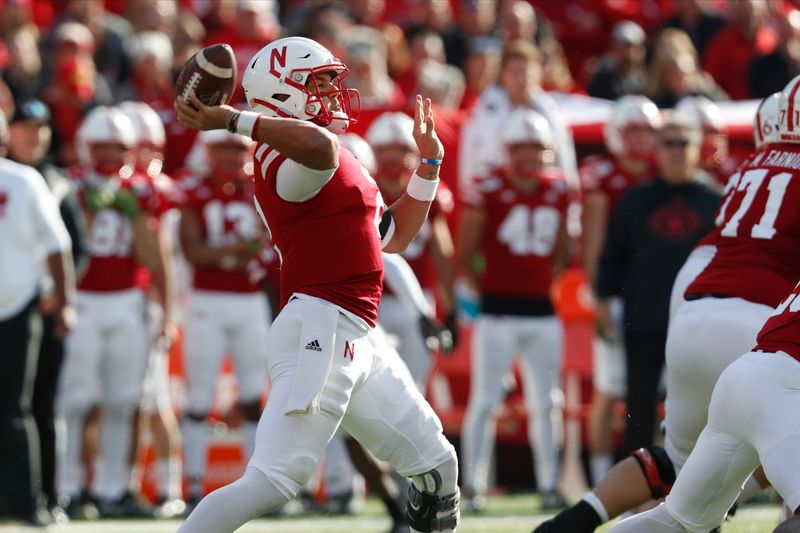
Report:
118,100,185,518
174,36,459,533
459,109,571,513
176,129,271,510
534,81,800,533
365,111,456,390
58,107,170,518
609,280,800,532
580,95,662,485
668,92,781,321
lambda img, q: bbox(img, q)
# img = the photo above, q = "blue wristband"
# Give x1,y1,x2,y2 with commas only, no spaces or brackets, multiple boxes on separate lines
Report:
420,157,443,165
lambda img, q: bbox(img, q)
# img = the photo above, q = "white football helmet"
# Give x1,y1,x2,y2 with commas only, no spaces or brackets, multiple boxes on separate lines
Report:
502,108,554,147
339,133,377,175
675,96,727,165
604,94,663,156
185,129,254,176
76,106,137,174
675,96,724,131
365,112,416,150
754,92,781,149
779,73,800,143
118,101,166,147
242,36,359,134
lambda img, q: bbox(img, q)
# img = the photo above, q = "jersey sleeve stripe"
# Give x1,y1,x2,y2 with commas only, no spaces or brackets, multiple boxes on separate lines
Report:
260,150,283,178
255,143,269,163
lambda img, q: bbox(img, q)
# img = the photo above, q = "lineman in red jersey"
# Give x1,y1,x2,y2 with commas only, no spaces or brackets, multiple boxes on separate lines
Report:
177,129,271,509
533,86,800,533
174,36,459,533
365,111,457,390
669,92,782,321
58,107,170,517
580,95,662,485
609,281,800,532
459,109,571,512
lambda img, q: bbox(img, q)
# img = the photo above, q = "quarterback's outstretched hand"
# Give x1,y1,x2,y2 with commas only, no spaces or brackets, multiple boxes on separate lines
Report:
413,95,444,161
175,91,235,131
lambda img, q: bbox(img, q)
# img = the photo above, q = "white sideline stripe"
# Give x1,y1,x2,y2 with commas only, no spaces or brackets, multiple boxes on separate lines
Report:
196,50,233,78
260,150,280,177
255,144,268,162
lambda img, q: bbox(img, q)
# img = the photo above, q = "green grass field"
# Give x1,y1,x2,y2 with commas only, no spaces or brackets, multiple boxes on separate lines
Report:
0,494,784,532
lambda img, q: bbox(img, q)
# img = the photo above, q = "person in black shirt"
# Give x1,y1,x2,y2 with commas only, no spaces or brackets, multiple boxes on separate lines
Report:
596,114,720,454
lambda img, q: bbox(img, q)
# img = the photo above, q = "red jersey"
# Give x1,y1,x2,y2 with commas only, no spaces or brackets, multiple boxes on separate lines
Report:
181,173,263,293
755,282,800,362
579,154,653,217
383,182,453,292
686,144,800,307
253,145,384,327
75,169,159,292
466,168,571,300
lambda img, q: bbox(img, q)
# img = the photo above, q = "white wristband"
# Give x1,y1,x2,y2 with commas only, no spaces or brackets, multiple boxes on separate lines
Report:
236,111,261,138
406,172,439,202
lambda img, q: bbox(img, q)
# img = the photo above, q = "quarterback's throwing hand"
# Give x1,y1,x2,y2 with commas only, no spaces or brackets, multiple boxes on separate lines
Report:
175,91,234,132
413,95,444,161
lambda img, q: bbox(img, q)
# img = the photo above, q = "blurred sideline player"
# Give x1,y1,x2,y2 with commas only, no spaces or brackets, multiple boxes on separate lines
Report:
609,279,800,532
459,109,571,512
58,107,170,518
534,86,800,532
177,129,270,509
674,96,738,186
580,95,662,484
175,35,459,533
365,112,457,390
119,101,185,517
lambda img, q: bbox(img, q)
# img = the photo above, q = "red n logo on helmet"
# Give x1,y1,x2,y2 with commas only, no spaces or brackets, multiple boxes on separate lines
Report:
269,46,288,79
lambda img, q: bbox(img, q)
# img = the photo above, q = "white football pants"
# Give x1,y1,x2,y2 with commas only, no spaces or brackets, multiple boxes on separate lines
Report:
461,313,563,494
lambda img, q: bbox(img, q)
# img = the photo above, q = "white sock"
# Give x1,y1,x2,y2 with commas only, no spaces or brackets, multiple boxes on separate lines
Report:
582,491,610,523
158,457,183,500
177,467,289,533
182,418,209,497
93,404,135,500
590,454,613,485
242,422,258,463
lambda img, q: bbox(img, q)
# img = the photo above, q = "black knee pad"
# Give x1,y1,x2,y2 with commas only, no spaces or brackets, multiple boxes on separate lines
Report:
405,470,460,532
631,446,676,499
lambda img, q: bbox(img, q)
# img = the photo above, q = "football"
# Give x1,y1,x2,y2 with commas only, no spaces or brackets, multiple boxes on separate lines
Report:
175,43,237,108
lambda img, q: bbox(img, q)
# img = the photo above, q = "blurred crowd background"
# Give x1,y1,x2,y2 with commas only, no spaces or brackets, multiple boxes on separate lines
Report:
1,0,798,170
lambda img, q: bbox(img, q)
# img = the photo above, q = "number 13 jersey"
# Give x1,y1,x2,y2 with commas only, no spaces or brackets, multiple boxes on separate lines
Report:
687,144,800,308
465,168,570,299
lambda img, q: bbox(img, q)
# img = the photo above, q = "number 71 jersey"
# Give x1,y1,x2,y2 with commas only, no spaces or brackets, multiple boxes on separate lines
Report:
466,167,571,298
686,144,800,308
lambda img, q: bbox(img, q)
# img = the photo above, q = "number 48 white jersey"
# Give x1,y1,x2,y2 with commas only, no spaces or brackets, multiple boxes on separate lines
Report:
686,143,800,308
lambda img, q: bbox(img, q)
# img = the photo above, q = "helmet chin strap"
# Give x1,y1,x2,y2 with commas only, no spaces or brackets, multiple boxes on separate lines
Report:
326,111,350,134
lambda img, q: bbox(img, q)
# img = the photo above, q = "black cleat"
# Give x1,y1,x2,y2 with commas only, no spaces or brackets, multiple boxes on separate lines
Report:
96,491,155,519
540,490,568,511
65,491,99,521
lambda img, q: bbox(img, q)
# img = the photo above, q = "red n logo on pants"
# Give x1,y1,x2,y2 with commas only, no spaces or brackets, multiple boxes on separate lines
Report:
344,341,355,361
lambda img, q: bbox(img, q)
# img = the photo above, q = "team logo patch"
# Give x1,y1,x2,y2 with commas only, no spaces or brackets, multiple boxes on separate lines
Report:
304,339,322,351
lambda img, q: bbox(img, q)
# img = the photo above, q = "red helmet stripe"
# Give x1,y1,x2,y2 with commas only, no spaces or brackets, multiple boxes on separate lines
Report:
755,97,767,143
